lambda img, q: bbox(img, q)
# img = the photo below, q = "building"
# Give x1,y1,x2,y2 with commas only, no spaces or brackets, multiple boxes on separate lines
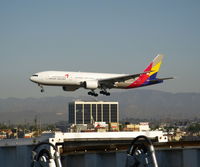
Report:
68,101,119,124
139,122,150,131
123,122,150,132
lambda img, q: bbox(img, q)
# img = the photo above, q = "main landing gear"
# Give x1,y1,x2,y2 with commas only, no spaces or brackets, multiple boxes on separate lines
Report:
100,87,110,96
100,90,110,96
88,90,98,97
88,90,111,97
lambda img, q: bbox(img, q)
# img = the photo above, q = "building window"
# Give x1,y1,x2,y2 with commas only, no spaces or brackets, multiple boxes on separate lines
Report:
76,104,83,124
97,104,102,122
68,103,74,123
84,104,90,124
111,104,117,122
92,104,96,122
103,104,109,123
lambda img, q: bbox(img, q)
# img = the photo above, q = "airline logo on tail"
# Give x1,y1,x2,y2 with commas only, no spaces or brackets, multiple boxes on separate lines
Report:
127,55,164,88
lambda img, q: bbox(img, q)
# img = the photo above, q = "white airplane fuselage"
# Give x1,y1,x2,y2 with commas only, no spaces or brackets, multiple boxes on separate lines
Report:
30,71,130,88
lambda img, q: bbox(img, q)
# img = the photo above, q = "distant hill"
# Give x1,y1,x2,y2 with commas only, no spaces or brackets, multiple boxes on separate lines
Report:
0,90,200,124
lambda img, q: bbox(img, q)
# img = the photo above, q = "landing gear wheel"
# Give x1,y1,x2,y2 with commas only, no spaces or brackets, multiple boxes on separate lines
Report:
100,90,110,96
39,85,44,93
88,91,98,97
100,90,104,94
106,92,110,96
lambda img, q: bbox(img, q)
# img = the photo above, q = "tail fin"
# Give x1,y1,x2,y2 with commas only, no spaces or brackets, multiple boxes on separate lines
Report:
127,54,164,88
144,54,163,80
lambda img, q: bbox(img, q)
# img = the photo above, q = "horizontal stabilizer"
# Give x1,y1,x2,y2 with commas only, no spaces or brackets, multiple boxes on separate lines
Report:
157,77,174,81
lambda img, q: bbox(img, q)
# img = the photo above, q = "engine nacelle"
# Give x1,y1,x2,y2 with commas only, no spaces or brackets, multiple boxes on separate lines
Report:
84,80,99,89
62,86,79,91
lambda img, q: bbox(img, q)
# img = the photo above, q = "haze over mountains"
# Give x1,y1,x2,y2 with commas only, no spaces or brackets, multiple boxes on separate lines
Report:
0,90,199,124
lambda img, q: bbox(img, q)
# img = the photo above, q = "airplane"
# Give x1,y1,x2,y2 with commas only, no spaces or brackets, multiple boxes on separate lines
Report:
30,54,173,97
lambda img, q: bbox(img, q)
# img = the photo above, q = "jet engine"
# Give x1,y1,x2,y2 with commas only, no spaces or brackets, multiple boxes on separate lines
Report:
62,86,79,91
84,80,99,89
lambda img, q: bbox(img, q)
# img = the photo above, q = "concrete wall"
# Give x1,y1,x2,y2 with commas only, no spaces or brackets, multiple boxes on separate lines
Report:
0,145,33,167
0,145,200,167
61,149,200,167
61,152,127,167
156,149,200,167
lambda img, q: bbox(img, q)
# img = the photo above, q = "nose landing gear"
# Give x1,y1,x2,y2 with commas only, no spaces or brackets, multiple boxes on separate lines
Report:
39,85,44,93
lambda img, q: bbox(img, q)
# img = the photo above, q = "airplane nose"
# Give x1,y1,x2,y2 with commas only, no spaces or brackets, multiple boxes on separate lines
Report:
30,76,34,82
30,75,38,82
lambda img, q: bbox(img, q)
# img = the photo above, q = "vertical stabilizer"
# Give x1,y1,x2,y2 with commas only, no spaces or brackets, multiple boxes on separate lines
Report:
144,54,163,80
149,54,163,80
127,54,164,88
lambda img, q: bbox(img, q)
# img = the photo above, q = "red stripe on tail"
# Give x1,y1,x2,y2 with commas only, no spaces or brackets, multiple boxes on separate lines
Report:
127,62,152,88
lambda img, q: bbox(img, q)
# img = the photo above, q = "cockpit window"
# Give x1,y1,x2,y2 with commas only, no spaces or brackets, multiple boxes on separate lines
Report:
32,75,38,77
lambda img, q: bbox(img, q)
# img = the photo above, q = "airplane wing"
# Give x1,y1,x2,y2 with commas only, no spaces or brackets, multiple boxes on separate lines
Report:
98,71,151,87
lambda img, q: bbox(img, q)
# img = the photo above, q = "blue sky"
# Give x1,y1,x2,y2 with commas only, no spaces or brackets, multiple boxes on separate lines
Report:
0,1,200,98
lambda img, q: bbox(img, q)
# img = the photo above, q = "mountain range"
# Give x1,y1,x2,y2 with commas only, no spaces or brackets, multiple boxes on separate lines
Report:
0,90,199,124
